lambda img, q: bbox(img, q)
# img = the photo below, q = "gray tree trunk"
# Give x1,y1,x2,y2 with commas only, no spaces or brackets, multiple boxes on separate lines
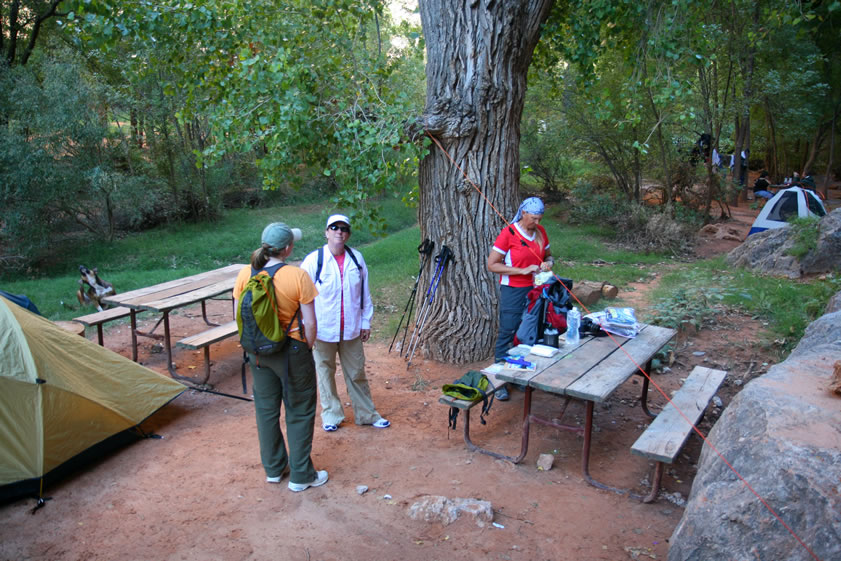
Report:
416,0,553,364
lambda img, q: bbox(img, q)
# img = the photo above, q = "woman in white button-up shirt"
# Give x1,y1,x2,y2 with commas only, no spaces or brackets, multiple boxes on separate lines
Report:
300,214,390,433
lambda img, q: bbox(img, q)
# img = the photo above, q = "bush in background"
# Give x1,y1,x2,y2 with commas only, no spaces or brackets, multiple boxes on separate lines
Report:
570,180,697,254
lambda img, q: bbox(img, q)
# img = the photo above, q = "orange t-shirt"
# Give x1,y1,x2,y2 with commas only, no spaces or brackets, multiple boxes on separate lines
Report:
234,263,318,342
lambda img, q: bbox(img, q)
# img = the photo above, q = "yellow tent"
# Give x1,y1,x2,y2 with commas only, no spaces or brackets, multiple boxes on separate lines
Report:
0,296,184,499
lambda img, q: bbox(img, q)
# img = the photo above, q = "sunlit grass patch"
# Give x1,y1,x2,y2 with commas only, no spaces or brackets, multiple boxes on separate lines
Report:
646,256,840,352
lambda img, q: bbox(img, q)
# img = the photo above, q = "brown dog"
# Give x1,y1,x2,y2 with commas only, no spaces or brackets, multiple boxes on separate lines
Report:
77,266,116,312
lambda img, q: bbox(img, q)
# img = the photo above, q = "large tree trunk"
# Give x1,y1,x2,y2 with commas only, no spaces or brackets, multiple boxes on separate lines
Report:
823,107,837,198
802,121,829,179
763,97,779,180
417,0,553,364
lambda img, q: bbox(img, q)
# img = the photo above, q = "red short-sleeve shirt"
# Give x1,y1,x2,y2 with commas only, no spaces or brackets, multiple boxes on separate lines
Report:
491,223,550,287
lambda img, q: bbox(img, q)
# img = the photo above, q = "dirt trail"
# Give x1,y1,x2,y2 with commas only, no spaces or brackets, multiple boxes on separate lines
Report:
0,203,787,561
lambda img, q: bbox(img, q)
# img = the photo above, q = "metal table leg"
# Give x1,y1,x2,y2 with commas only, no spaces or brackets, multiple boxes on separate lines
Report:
201,300,220,327
163,311,176,376
162,311,202,385
643,462,665,503
581,400,646,500
637,359,658,418
460,387,534,464
130,310,138,362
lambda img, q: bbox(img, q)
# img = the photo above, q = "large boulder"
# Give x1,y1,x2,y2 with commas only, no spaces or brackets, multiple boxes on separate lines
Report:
668,309,841,561
827,290,841,314
726,208,841,278
800,208,841,274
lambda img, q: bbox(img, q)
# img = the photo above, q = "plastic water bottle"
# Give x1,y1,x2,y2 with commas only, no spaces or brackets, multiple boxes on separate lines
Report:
566,307,580,346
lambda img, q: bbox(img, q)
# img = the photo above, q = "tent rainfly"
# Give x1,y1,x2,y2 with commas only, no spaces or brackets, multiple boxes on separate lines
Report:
0,296,184,502
748,187,827,236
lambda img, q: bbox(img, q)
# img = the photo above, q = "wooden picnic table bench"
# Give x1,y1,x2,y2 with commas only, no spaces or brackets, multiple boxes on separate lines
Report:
73,307,133,346
175,320,246,392
631,365,727,502
102,264,243,377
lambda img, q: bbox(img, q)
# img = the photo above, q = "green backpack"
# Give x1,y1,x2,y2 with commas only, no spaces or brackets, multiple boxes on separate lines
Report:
236,264,298,355
442,370,495,429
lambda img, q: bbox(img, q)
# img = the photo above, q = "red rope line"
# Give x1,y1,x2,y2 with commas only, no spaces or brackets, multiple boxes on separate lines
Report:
426,131,823,561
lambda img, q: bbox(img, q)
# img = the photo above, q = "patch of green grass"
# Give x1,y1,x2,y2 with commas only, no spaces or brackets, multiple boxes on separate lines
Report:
646,256,840,352
541,217,672,291
2,196,416,320
647,283,726,333
785,216,820,259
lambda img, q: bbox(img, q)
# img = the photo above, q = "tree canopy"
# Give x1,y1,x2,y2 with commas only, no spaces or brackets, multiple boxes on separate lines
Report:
1,0,839,361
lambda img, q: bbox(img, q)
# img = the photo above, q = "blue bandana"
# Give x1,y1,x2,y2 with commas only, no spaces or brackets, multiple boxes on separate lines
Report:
512,197,545,223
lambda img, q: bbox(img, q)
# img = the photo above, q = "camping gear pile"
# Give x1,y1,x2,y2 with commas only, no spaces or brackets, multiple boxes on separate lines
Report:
514,276,574,347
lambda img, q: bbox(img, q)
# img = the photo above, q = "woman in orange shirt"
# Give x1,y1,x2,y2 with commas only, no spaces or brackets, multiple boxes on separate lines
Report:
233,222,327,492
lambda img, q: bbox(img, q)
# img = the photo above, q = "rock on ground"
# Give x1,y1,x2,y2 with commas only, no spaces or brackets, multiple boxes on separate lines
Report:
407,496,493,527
668,308,841,561
699,223,743,241
826,290,841,314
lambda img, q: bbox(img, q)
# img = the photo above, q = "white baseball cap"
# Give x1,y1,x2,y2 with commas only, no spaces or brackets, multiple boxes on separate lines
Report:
326,214,351,229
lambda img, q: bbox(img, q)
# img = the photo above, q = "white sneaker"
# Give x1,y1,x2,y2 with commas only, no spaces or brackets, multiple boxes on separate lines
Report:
288,470,329,492
266,465,290,484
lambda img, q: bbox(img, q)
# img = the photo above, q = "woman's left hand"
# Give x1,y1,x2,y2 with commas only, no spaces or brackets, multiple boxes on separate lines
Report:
360,329,371,342
540,260,554,272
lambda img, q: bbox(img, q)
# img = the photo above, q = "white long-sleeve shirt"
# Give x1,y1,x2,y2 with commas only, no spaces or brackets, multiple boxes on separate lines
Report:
300,245,374,342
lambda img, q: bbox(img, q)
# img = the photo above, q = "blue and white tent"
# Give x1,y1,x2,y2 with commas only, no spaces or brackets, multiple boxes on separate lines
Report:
748,187,827,236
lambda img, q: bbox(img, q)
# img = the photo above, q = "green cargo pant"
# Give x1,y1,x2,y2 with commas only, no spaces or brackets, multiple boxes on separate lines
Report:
248,339,318,485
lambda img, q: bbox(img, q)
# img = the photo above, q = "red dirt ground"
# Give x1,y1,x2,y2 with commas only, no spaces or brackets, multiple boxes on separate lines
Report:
0,198,828,561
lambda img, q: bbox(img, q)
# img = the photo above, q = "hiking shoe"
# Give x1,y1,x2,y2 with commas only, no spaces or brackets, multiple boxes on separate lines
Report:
288,470,329,492
266,465,290,484
373,418,390,429
495,386,510,401
322,423,338,432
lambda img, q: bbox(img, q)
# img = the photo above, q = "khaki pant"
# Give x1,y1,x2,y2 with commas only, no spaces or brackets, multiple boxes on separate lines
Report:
313,337,380,426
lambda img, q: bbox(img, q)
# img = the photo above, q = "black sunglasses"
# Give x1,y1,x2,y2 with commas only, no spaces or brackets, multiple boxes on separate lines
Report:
328,224,350,233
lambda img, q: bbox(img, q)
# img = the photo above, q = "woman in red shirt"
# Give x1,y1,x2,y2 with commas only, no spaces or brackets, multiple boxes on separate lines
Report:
486,197,554,400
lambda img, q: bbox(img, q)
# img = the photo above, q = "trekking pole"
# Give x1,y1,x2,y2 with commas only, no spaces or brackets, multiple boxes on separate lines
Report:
389,239,435,353
403,245,448,359
406,245,454,368
406,245,453,366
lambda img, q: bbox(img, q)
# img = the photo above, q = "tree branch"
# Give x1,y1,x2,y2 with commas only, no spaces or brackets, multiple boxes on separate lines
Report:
21,0,64,66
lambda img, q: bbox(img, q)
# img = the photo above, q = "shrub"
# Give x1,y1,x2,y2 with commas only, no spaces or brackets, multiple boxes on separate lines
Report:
112,180,176,231
570,180,696,254
647,285,726,334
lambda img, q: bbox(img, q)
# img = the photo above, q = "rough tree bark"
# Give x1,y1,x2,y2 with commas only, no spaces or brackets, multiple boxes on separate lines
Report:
416,0,553,364
823,107,836,198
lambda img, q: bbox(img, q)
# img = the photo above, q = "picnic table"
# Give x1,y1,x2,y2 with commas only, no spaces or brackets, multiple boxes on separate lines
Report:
102,264,244,384
463,323,677,497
